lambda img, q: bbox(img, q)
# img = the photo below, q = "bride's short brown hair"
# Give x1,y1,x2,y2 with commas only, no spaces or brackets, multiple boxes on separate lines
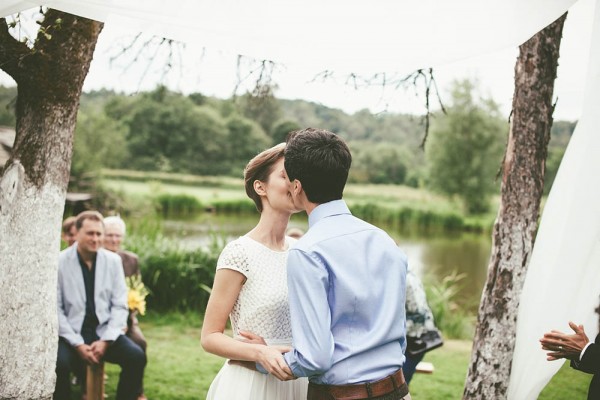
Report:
244,143,286,212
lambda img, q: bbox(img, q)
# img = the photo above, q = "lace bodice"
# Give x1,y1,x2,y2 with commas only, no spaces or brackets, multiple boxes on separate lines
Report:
216,236,296,342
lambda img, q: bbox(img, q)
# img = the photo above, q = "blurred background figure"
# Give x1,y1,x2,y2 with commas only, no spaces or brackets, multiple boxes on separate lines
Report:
404,267,443,384
285,227,304,240
104,216,140,278
61,216,78,247
103,215,148,400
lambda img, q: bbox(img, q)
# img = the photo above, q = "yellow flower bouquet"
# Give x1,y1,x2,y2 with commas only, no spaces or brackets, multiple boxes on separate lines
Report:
126,275,149,316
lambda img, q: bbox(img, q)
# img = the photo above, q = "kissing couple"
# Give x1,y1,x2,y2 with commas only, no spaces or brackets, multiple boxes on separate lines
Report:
202,128,411,400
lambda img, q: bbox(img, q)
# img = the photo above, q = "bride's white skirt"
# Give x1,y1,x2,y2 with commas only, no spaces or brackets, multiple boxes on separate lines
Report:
206,361,308,400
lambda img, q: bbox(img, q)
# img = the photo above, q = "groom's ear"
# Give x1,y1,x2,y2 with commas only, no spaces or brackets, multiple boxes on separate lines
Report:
292,179,302,195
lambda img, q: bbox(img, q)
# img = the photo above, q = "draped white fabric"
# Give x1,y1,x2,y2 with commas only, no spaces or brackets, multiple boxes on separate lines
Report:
508,0,600,398
2,0,600,398
0,0,576,74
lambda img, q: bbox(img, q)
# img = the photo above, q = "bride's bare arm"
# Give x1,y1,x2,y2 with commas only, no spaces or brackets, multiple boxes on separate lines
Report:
201,269,294,380
201,269,261,360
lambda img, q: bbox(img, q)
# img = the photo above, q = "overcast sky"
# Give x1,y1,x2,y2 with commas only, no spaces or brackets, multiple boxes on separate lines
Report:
1,0,594,121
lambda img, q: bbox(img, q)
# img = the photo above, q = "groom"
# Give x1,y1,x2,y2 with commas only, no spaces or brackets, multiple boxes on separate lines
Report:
263,128,410,400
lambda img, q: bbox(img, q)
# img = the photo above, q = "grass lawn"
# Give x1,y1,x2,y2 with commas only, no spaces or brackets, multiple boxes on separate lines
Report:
104,313,223,399
102,177,460,210
102,173,475,214
103,178,248,203
98,313,591,399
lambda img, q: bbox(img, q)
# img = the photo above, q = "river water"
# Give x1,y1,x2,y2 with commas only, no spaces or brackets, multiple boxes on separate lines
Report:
160,213,491,312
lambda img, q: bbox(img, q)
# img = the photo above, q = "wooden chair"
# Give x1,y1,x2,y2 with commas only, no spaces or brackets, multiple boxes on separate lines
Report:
416,361,435,374
86,362,105,400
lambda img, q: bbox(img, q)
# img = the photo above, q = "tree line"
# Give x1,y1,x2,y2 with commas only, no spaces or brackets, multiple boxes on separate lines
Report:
0,81,575,214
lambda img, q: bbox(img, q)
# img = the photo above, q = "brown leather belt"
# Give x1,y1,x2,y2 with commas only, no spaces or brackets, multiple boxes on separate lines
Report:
307,369,409,400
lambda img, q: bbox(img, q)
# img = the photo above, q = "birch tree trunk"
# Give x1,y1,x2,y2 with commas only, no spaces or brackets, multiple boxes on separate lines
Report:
0,11,102,399
463,13,567,399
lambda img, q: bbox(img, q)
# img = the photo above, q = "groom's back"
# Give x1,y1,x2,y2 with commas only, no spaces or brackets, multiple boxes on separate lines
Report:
288,205,408,385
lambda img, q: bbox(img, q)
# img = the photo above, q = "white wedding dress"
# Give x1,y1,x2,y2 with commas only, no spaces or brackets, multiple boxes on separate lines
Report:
206,236,308,400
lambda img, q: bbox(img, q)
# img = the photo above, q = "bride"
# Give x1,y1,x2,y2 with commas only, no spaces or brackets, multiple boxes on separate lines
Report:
201,143,308,399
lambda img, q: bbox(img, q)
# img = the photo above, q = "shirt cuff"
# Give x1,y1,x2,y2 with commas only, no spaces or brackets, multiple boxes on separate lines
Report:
580,342,593,361
255,362,268,374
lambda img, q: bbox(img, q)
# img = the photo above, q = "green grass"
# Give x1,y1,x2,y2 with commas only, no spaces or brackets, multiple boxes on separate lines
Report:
540,362,592,399
102,169,243,189
103,178,247,202
102,171,462,213
409,339,472,398
96,313,590,399
103,313,224,399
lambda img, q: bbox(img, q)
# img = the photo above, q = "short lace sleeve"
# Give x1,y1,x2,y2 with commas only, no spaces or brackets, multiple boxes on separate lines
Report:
216,240,250,277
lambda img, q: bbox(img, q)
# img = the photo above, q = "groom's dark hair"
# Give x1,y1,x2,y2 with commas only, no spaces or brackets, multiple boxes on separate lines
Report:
284,128,351,204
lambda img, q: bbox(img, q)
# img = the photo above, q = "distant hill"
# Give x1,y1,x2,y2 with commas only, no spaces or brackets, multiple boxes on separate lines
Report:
279,99,427,148
0,84,577,150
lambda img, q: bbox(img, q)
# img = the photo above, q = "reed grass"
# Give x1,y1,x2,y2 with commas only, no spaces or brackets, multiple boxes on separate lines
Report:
425,271,476,340
101,168,496,232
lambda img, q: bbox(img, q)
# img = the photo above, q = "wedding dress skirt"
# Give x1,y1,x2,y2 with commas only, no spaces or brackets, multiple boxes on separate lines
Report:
206,360,308,400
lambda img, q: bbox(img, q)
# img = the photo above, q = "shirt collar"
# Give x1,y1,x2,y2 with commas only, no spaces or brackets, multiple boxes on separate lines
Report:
308,199,351,228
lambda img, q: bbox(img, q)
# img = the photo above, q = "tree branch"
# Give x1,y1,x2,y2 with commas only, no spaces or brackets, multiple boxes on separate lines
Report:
0,17,32,81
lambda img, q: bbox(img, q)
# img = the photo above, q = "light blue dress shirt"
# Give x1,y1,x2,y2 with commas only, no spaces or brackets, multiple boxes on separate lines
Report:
283,200,408,384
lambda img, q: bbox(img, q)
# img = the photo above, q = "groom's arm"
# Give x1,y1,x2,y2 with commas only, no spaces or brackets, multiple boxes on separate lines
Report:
282,248,335,378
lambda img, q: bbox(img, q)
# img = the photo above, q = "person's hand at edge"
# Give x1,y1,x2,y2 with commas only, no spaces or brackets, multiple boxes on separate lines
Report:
540,321,590,361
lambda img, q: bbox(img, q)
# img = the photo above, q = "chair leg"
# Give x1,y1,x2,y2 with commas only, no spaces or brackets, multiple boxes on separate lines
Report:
86,363,105,400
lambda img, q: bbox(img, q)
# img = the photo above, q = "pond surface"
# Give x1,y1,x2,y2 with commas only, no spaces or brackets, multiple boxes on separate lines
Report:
159,213,491,312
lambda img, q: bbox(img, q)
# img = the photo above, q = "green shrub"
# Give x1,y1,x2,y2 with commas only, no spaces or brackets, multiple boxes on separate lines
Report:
425,271,475,340
155,193,204,216
350,203,468,233
212,199,257,214
126,233,221,312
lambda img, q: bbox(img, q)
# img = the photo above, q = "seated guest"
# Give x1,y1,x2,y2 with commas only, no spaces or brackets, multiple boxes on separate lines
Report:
54,211,146,400
104,215,148,400
103,216,141,278
61,216,78,247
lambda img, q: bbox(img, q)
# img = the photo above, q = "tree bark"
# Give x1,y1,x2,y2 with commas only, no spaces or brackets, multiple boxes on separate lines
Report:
463,13,567,399
0,11,102,399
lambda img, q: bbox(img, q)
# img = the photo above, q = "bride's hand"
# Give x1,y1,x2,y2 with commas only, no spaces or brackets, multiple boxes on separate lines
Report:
238,330,267,345
256,345,295,381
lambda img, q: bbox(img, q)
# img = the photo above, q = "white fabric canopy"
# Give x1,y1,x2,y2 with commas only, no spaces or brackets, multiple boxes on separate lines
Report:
0,0,576,74
508,0,600,398
2,1,599,398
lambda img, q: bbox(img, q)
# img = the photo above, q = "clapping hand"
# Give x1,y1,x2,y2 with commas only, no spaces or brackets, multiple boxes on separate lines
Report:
540,321,590,361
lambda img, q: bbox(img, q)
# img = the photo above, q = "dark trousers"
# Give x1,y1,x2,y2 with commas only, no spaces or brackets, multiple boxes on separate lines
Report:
54,335,146,400
402,353,425,384
127,314,147,394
